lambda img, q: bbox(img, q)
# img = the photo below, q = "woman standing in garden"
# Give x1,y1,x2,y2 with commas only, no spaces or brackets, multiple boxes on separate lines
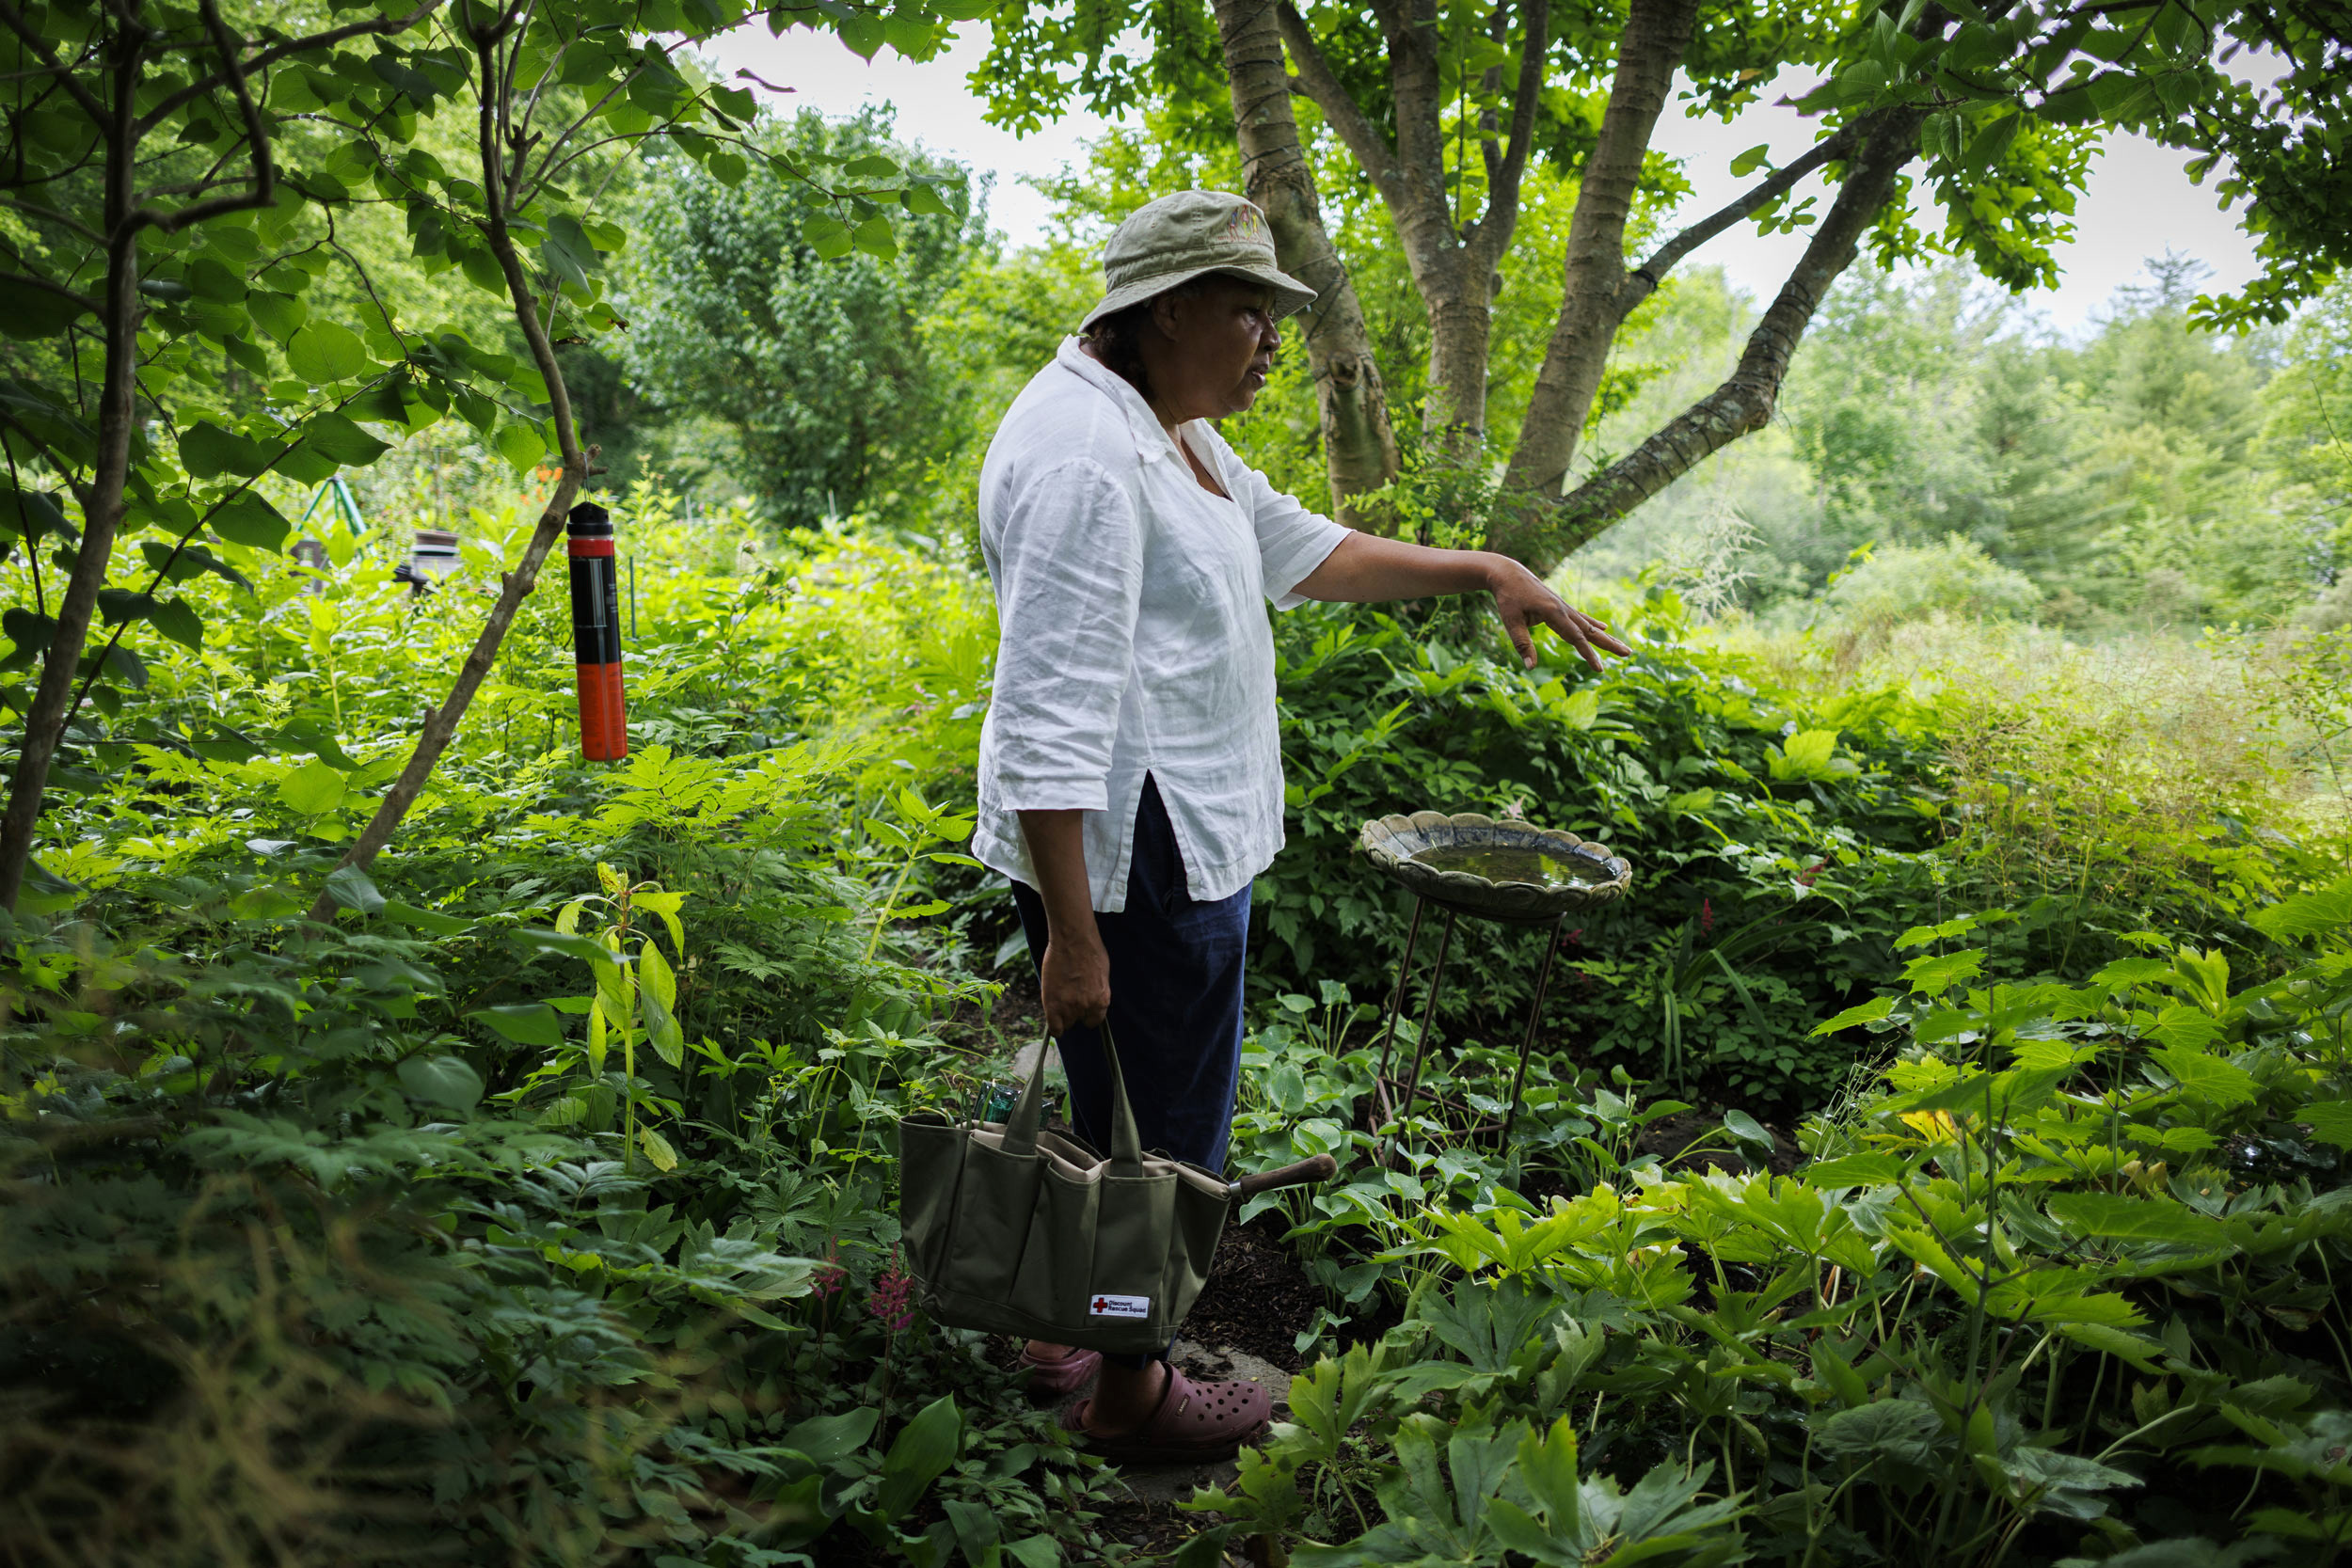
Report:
977,190,1630,1462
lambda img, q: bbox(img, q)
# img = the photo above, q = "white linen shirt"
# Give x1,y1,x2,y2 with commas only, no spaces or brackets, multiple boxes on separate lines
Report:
974,338,1353,911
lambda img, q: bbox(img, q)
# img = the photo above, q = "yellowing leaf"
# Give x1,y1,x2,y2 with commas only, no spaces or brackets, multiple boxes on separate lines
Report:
639,1125,678,1172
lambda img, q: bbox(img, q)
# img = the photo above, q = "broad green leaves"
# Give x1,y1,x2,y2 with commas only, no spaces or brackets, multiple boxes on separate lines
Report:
287,323,373,385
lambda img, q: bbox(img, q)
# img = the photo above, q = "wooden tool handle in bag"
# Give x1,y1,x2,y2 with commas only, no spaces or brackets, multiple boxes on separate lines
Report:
1229,1153,1339,1199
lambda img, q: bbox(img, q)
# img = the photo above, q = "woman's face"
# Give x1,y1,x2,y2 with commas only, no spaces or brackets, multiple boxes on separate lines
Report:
1144,276,1281,423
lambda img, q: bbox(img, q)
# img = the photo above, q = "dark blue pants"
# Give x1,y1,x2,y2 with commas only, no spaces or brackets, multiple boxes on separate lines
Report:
1009,776,1249,1176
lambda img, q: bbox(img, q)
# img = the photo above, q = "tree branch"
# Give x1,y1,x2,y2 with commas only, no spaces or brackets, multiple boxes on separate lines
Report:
1275,2,1403,187
1468,0,1549,272
136,0,446,135
1622,119,1864,305
127,0,272,235
1493,106,1929,572
0,0,104,119
0,268,100,317
1495,0,1699,504
302,28,590,924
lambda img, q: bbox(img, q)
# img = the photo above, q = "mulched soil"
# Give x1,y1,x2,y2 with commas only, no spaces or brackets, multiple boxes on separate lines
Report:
1181,1220,1324,1373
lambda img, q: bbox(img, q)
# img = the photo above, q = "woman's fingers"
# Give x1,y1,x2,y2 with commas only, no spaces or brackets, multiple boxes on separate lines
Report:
1539,598,1607,672
1489,561,1630,671
1504,610,1536,668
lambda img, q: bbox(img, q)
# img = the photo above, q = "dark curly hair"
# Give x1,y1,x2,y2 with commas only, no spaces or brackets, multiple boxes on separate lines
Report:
1079,274,1216,403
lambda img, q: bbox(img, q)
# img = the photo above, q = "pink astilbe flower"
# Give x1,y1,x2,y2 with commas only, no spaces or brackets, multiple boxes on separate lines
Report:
867,1247,914,1333
813,1243,846,1299
1699,898,1715,937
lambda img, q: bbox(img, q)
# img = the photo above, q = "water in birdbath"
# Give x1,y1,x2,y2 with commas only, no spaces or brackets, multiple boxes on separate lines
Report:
1407,843,1612,888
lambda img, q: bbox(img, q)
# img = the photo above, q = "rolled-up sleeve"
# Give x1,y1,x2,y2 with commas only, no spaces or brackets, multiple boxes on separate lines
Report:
1222,448,1352,610
984,459,1143,811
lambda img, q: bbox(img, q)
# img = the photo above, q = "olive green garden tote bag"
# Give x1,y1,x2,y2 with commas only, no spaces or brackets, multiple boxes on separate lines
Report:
897,1032,1228,1355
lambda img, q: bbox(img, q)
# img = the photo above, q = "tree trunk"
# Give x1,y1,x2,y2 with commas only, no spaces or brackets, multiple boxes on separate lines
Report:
1421,281,1493,456
1213,0,1400,528
1490,108,1928,574
304,24,594,923
1501,0,1699,507
0,25,145,915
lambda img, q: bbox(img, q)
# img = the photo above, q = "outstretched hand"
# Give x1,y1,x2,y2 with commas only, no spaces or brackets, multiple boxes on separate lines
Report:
1486,557,1633,672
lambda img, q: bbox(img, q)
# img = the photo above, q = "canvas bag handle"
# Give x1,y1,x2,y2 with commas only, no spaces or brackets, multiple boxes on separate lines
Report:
1000,1024,1145,1176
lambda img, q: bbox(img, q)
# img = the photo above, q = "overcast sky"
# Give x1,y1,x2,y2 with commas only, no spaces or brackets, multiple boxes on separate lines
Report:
706,24,2267,339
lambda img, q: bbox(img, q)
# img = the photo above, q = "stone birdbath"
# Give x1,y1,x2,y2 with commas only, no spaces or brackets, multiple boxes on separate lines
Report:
1358,812,1633,1154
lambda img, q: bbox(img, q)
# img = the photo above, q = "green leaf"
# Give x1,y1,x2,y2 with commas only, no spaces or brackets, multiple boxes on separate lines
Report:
639,938,685,1067
1904,949,1984,994
872,1394,961,1522
179,420,274,479
1768,728,1853,781
1815,1399,1945,1466
470,1003,564,1047
2250,878,2352,943
838,12,884,57
2153,1044,2257,1107
2299,1101,2352,1150
383,899,470,936
1728,142,1772,177
247,290,308,341
851,217,898,259
1811,994,1895,1037
2056,1322,2169,1372
542,213,603,290
300,410,390,467
2045,1192,2227,1245
844,153,901,178
1802,1151,1911,1186
1003,1537,1060,1568
1724,1108,1772,1152
2090,957,2173,991
494,422,546,471
324,863,385,914
901,182,953,215
210,491,291,551
638,1124,679,1171
287,322,372,383
806,214,852,260
1959,112,2021,172
146,594,202,650
280,758,347,815
398,1053,485,1112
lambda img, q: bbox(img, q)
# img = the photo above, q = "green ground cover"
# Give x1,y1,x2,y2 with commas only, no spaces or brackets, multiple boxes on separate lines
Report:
6,492,2349,1567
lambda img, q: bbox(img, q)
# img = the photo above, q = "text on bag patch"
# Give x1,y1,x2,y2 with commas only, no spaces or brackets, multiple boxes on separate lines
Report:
1089,1293,1151,1319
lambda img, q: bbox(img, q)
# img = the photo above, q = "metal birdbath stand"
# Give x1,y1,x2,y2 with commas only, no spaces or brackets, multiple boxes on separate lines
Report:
1358,812,1634,1161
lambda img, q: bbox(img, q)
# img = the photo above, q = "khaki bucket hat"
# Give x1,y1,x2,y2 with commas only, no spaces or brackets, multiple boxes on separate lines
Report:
1078,190,1320,332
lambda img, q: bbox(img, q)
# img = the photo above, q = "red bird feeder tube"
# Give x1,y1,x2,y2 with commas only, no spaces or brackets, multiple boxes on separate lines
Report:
566,502,628,761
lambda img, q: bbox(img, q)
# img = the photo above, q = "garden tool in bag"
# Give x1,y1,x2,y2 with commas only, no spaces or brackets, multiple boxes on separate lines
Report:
897,1032,1337,1355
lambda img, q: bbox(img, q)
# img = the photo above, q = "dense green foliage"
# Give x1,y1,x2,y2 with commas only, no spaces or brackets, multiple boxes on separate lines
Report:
6,4,2352,1567
7,493,2349,1563
612,110,987,525
1575,261,2352,630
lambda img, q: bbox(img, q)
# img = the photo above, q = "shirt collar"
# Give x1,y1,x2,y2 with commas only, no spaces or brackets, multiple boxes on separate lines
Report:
1057,336,1186,467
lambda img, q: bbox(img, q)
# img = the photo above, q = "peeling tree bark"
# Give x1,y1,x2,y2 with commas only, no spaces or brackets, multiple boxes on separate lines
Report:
1501,0,1699,504
1490,107,1929,575
1276,0,1548,461
1213,0,1400,527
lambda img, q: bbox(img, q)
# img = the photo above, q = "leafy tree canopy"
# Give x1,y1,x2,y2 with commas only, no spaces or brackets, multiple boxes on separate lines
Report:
613,106,984,529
